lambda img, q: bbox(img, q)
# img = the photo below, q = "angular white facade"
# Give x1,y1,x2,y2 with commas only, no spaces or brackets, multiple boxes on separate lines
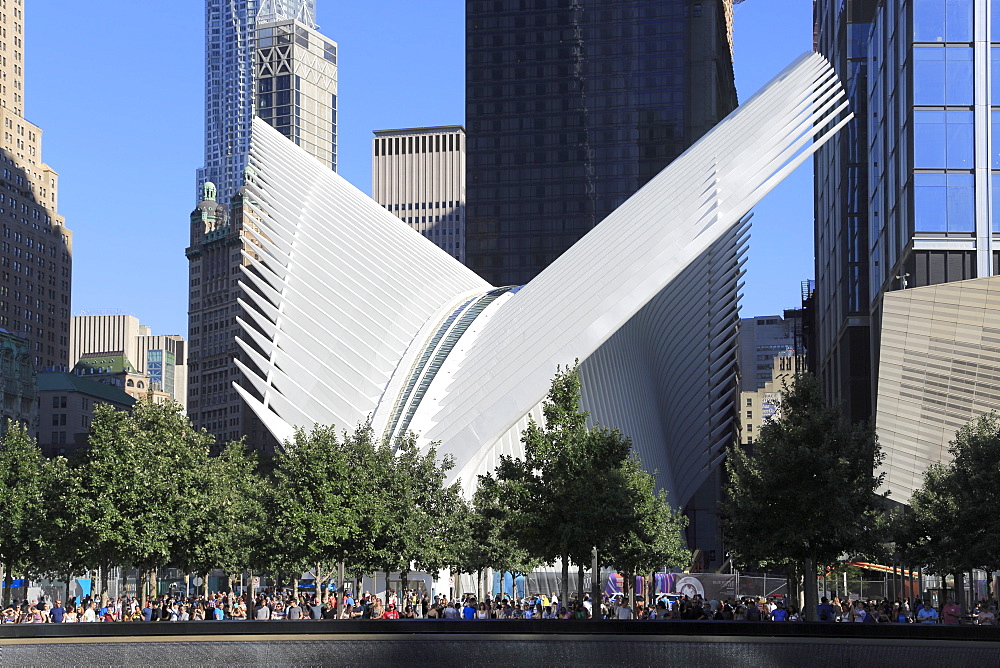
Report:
235,53,850,505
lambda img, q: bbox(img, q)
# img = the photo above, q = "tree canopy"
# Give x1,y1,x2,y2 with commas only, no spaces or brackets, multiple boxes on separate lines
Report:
723,373,887,619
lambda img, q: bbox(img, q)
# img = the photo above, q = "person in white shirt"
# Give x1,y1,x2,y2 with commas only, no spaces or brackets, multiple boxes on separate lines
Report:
81,604,97,623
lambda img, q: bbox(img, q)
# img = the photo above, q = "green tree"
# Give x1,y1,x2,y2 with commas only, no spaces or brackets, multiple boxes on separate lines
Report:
173,438,265,597
77,400,213,600
604,454,689,605
493,364,689,607
34,453,91,601
268,425,355,596
899,411,1000,609
723,373,887,620
0,421,47,605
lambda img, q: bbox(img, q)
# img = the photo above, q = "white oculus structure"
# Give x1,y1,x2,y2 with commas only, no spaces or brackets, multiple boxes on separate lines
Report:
234,53,851,505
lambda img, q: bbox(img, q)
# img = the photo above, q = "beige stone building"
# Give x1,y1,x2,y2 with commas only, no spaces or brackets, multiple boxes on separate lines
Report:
739,354,804,448
372,127,465,262
0,0,73,372
876,276,1000,501
70,315,187,408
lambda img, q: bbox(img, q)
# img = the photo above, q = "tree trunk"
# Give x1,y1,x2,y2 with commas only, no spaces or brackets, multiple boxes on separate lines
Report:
64,571,72,604
203,571,210,600
338,561,345,598
248,570,256,602
3,559,11,606
954,572,965,612
803,556,818,621
591,547,601,621
577,562,584,605
560,556,569,611
100,564,109,604
148,568,157,603
628,570,635,610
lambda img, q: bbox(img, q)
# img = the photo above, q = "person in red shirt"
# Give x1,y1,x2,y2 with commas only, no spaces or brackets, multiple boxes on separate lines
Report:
381,604,400,620
942,599,962,625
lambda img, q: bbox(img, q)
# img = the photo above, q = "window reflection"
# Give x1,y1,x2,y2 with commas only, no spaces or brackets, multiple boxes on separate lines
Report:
914,110,973,169
914,173,974,232
913,47,973,105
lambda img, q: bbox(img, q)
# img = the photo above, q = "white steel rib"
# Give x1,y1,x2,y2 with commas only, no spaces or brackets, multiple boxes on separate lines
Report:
234,52,851,506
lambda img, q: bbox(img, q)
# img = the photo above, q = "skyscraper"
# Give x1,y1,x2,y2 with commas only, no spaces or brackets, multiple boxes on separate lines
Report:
372,126,466,262
813,0,995,421
0,0,73,372
198,0,334,204
189,0,337,448
464,0,740,568
465,0,738,286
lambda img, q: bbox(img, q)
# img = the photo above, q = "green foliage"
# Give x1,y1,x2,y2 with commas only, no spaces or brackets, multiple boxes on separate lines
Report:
900,411,1000,574
268,425,355,579
486,364,688,586
173,438,265,578
76,400,214,575
0,421,48,600
723,373,887,569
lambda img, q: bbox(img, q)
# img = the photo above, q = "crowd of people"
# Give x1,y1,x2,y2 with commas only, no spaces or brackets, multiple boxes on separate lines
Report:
1,589,997,625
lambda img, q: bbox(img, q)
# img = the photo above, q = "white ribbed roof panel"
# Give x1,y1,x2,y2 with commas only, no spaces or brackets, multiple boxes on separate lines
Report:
236,53,850,503
424,53,851,470
237,119,489,436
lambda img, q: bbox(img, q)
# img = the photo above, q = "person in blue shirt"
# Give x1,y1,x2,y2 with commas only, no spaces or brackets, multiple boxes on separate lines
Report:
816,597,835,622
462,599,477,620
49,600,66,624
771,601,789,621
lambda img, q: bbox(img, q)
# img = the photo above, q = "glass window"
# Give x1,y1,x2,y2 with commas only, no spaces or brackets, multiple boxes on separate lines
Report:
914,173,948,231
993,48,1000,105
945,174,975,231
914,110,973,168
993,111,1000,169
913,47,973,104
913,0,945,42
994,0,1000,42
912,0,972,42
993,175,1000,233
945,0,973,41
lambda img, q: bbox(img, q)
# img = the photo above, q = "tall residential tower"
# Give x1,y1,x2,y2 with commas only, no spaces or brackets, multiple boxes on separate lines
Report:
465,0,738,286
0,0,72,373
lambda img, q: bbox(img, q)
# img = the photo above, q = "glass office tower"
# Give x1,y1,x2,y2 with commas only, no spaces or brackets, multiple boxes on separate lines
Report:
465,0,738,286
198,0,319,204
814,0,1000,420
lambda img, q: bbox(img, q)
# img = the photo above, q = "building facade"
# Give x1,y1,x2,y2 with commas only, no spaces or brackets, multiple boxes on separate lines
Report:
737,313,804,392
372,127,466,262
739,354,805,448
875,275,1000,500
187,178,276,451
814,0,1000,422
69,314,187,407
464,0,737,286
0,0,72,373
191,0,337,448
255,17,338,171
0,329,34,432
36,372,134,457
198,0,334,204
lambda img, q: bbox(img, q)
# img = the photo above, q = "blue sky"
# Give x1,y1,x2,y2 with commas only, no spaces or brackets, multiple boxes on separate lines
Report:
28,0,814,336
